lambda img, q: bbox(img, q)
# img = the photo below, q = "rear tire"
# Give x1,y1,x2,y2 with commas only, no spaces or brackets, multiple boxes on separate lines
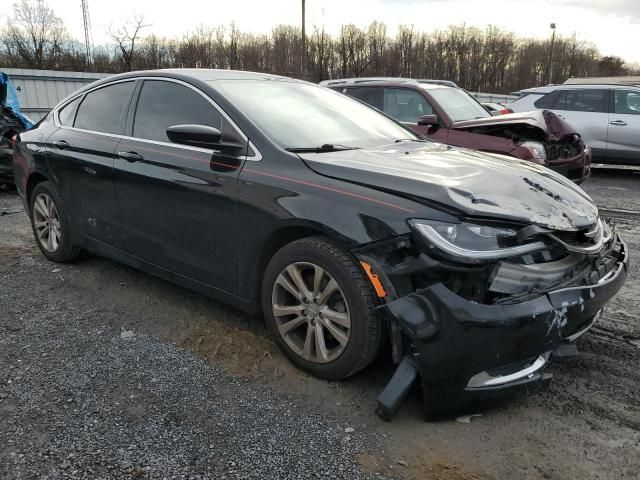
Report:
29,181,81,262
262,236,383,380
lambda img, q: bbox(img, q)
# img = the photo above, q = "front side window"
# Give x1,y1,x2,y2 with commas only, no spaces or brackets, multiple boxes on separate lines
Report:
614,90,640,115
427,87,491,122
554,89,608,113
383,88,434,123
133,80,222,143
346,87,384,111
74,81,135,134
58,97,80,126
211,80,418,149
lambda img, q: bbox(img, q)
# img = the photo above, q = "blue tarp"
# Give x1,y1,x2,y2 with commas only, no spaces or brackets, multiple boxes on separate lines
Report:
1,71,34,129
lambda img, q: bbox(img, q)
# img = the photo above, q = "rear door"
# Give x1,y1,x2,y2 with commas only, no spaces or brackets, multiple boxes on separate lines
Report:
546,88,610,159
114,78,246,291
47,80,136,248
606,89,640,164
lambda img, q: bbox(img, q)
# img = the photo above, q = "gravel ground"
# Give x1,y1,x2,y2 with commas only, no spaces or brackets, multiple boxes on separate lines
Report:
1,169,639,480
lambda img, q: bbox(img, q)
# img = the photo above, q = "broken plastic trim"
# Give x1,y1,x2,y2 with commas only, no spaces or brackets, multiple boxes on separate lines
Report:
466,352,550,389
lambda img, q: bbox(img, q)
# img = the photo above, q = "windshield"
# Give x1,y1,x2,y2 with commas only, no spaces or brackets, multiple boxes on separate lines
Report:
211,80,419,149
428,87,491,123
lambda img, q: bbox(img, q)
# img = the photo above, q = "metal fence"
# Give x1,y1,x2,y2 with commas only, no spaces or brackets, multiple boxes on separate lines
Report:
3,68,109,122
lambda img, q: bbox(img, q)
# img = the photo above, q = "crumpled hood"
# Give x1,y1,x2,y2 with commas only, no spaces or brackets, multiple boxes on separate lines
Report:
452,110,578,142
300,142,598,231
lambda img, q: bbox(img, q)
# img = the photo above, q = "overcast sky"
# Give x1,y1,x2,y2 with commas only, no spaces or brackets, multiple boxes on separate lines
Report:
8,0,640,63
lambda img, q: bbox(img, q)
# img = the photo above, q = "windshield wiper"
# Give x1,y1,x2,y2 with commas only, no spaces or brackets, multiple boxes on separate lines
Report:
286,144,359,153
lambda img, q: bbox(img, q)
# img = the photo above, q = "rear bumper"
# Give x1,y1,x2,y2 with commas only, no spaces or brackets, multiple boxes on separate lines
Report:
377,235,628,419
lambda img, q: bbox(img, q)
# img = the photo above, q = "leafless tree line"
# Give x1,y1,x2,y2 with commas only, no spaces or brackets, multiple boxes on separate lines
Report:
2,0,637,93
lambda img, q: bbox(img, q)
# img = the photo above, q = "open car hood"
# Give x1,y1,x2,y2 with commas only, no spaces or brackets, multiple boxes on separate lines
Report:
300,142,597,231
452,110,577,142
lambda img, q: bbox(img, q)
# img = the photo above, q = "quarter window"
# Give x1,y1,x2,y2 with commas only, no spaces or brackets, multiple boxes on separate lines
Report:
614,90,640,115
133,80,222,143
554,89,608,113
58,97,80,126
74,81,135,134
533,91,560,109
383,88,434,123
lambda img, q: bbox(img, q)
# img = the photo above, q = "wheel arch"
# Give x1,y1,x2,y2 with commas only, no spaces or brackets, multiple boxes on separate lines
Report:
250,222,355,312
26,171,49,207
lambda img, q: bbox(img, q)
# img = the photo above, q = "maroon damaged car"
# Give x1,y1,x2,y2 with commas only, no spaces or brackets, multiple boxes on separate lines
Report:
322,78,591,183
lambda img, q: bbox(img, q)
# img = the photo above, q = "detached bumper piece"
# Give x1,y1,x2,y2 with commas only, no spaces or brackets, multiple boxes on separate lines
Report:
376,236,628,420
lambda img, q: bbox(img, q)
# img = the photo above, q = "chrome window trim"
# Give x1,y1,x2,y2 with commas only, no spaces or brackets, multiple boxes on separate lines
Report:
52,76,262,162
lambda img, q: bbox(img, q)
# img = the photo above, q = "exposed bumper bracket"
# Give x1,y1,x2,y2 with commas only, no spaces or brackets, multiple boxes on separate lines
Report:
375,356,418,421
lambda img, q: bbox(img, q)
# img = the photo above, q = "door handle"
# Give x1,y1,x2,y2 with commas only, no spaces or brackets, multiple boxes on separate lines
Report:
52,140,70,149
609,120,628,126
117,151,144,163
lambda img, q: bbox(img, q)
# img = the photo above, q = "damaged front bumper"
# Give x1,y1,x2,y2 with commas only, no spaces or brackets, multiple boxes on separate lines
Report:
374,236,628,420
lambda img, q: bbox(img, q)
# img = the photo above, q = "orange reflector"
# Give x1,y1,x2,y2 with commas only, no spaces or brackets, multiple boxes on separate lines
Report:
360,261,388,298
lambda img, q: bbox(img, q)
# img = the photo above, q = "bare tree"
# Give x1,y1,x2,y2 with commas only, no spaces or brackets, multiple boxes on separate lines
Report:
2,0,69,69
109,14,150,71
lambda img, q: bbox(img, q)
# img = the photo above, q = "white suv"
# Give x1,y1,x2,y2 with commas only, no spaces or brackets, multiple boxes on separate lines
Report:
509,84,640,165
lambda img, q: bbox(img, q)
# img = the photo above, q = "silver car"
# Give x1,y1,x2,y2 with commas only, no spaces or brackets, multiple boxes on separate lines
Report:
509,84,640,165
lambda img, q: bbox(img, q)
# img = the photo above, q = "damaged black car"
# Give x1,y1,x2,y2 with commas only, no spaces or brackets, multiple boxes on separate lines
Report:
1,71,32,187
13,70,628,420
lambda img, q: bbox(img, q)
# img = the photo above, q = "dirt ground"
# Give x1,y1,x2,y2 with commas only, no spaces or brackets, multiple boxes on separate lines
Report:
1,167,639,479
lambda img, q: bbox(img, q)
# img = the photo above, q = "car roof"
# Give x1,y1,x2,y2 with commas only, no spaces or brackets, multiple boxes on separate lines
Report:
517,83,640,95
319,77,457,89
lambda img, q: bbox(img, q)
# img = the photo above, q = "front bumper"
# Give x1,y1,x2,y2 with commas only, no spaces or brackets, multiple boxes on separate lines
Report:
0,147,13,184
546,146,591,184
376,236,628,420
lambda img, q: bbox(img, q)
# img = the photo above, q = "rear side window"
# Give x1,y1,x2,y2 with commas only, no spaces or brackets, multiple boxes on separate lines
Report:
554,89,608,113
346,87,384,110
383,88,434,123
74,81,135,134
133,80,222,143
533,91,560,109
614,90,640,115
58,97,80,126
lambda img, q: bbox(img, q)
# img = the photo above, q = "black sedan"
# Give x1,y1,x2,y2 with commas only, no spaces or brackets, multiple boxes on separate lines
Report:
12,69,628,419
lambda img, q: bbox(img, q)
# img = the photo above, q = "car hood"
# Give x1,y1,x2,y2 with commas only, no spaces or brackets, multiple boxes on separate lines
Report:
452,110,577,142
300,142,598,231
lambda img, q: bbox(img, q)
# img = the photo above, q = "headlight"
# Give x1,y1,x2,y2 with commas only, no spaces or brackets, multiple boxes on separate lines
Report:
409,219,547,262
521,141,547,161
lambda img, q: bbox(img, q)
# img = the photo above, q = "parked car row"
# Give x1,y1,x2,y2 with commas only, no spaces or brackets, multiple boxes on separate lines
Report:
12,69,628,420
321,78,592,183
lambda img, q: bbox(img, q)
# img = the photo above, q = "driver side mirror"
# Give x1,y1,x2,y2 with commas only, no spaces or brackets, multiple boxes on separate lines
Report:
166,124,243,152
417,114,440,127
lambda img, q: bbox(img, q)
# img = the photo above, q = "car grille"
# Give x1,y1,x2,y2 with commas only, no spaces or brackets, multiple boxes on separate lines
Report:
546,136,582,160
549,219,612,254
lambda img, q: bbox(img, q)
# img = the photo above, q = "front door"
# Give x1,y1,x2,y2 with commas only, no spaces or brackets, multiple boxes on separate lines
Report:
548,88,610,160
114,79,245,292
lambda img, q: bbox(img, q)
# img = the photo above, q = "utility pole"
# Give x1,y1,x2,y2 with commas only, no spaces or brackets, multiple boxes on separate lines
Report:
301,0,306,78
548,22,556,84
81,0,94,71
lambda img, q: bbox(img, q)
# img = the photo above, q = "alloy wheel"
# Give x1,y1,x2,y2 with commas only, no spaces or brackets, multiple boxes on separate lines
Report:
271,262,351,364
33,193,61,252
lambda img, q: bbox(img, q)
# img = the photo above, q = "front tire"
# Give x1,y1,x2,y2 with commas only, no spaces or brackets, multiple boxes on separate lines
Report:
29,181,80,262
262,236,382,380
